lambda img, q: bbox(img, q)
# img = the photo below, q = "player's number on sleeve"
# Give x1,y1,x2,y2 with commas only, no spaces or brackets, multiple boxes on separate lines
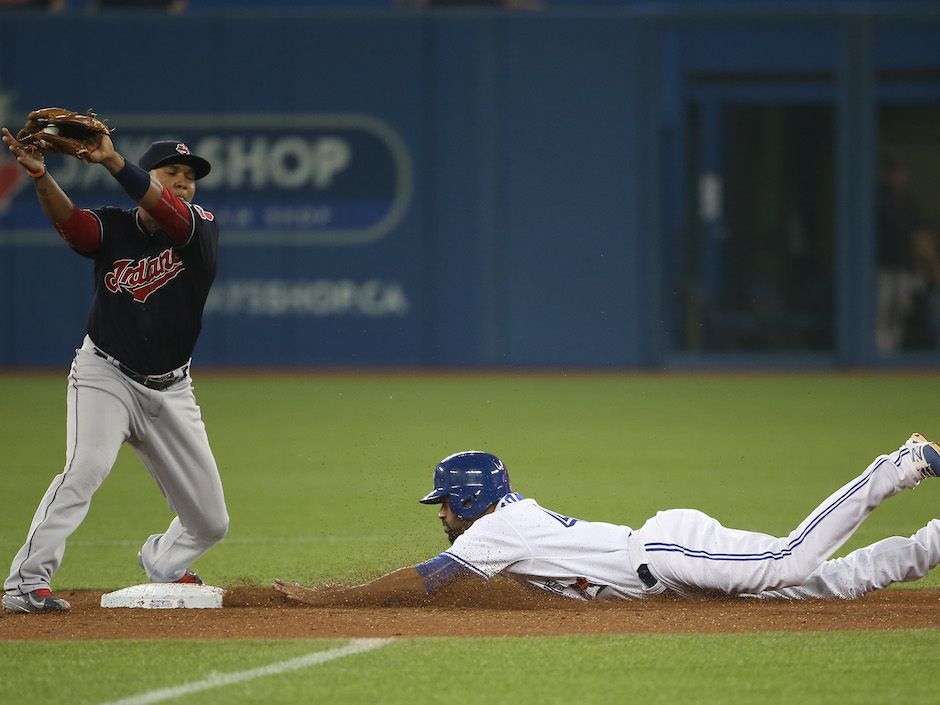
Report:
539,508,578,527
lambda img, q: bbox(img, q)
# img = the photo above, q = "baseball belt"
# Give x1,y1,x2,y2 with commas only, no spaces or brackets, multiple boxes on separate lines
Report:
93,347,188,391
637,563,668,595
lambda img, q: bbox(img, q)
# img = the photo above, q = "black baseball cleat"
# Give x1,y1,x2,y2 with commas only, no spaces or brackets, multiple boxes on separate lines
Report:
2,588,71,614
174,570,204,585
923,445,940,478
905,433,940,479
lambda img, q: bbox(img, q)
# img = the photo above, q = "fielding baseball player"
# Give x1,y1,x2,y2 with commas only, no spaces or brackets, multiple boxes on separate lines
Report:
275,438,940,605
1,125,229,614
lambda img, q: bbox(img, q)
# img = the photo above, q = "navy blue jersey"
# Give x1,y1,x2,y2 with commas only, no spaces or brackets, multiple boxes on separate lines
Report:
80,204,219,374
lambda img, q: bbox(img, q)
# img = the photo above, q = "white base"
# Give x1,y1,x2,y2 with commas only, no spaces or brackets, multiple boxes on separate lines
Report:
100,583,224,609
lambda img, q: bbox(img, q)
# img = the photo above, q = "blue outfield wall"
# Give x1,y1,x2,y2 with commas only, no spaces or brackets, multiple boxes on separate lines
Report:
0,11,645,368
0,8,939,368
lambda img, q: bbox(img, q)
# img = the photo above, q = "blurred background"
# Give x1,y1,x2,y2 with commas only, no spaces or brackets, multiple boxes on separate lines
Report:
2,0,940,370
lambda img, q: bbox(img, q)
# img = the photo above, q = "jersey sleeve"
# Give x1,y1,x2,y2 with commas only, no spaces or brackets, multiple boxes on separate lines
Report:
414,553,484,593
80,207,127,260
444,514,529,578
54,207,102,255
173,201,220,277
141,186,194,245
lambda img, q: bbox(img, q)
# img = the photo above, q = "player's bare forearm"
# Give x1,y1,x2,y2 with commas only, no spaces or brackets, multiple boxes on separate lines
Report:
2,126,74,224
33,172,78,225
273,567,430,607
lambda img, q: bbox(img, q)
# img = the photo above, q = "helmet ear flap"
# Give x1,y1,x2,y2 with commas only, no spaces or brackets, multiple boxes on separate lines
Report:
445,492,469,518
452,488,484,520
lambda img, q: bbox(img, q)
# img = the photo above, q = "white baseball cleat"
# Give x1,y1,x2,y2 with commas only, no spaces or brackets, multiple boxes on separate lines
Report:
904,433,940,480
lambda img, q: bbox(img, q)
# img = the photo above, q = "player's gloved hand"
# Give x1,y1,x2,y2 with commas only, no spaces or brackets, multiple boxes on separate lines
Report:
16,107,112,162
79,132,120,167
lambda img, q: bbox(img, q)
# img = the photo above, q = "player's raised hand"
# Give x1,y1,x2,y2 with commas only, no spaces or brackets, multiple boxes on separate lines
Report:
2,127,45,175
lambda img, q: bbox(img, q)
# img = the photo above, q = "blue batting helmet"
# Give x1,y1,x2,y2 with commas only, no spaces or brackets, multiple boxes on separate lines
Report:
419,451,511,521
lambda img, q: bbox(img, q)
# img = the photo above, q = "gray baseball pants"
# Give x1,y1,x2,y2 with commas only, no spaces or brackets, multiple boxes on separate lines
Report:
4,337,229,595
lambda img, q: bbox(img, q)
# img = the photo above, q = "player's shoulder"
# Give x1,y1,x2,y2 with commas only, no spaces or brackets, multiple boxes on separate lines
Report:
474,494,541,527
488,493,537,517
189,202,216,224
496,492,528,509
462,495,527,531
186,202,220,244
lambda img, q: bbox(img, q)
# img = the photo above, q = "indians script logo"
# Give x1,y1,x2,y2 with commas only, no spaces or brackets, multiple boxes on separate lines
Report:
105,249,185,303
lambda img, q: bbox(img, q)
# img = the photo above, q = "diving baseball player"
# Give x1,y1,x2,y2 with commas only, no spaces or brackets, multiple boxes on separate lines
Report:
1,126,229,614
275,439,940,605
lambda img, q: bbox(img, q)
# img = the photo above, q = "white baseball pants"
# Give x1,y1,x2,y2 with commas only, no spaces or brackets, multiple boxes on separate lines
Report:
631,444,937,598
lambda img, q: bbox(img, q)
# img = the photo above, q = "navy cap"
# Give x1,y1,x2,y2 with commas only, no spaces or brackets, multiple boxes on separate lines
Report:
138,140,211,180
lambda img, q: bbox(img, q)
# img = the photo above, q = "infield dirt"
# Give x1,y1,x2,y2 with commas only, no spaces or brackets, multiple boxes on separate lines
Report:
2,587,938,640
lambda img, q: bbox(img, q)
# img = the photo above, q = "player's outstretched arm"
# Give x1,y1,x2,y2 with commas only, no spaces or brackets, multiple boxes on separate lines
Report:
274,567,430,607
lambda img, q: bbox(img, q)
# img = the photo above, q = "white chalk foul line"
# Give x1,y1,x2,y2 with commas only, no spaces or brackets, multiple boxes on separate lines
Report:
97,638,394,705
3,535,399,548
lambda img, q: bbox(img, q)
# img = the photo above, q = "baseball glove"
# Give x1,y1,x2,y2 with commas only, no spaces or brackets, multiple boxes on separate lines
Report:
16,107,111,160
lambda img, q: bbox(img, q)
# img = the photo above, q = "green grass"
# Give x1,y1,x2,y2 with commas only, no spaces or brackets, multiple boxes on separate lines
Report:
1,631,937,705
1,371,939,704
2,372,938,589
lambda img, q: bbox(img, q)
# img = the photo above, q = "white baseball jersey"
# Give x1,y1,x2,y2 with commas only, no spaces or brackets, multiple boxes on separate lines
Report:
431,494,648,600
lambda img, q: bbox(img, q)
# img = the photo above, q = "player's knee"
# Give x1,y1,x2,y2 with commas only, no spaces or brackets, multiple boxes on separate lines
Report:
62,454,114,494
200,515,229,545
773,559,819,588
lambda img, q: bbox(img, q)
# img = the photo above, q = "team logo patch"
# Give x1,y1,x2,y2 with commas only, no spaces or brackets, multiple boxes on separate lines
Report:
192,203,214,221
176,143,191,155
105,248,185,303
